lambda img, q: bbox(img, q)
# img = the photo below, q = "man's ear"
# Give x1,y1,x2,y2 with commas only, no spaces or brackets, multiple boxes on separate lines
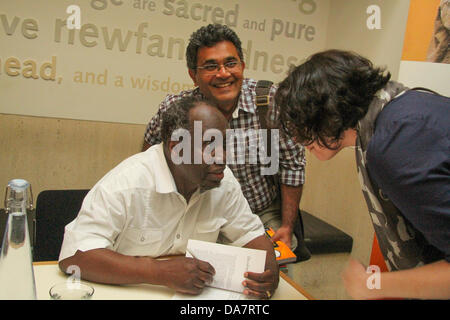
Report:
188,69,197,86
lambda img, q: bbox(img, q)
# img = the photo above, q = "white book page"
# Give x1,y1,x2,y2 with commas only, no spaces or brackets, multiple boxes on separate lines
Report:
185,239,266,293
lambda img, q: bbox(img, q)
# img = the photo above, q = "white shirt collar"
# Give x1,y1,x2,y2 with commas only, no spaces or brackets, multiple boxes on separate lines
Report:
152,143,178,194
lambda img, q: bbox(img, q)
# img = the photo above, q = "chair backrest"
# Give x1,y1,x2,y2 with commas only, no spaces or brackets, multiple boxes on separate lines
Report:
33,189,89,262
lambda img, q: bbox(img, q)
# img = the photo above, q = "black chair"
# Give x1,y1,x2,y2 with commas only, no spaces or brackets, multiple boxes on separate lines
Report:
302,210,353,255
31,189,353,262
33,189,89,262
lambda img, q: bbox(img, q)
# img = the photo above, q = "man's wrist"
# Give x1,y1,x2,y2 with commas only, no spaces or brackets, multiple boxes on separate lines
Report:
138,256,163,285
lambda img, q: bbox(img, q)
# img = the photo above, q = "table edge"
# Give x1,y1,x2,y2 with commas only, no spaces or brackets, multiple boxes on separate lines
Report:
33,261,314,300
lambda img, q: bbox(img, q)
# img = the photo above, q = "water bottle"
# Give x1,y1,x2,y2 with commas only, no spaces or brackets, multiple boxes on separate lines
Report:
0,179,37,299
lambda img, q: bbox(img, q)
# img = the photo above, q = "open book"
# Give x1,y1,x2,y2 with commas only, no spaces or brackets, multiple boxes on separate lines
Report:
185,239,266,293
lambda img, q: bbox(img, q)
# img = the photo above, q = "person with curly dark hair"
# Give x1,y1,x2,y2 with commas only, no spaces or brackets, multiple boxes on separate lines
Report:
274,49,450,299
143,24,311,263
275,49,390,153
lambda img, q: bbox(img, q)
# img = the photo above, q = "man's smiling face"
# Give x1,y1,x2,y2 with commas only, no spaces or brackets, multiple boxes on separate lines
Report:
188,40,245,116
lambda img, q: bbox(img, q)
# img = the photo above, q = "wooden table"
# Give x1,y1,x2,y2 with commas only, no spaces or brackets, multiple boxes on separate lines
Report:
33,261,314,300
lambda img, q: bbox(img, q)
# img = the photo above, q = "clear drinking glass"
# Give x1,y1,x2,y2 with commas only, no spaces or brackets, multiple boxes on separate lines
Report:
49,282,94,300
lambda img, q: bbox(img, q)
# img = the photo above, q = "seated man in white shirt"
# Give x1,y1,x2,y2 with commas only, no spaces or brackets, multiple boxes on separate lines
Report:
58,96,279,299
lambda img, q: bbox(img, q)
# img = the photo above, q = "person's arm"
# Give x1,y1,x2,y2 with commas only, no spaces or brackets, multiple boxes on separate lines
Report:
272,184,303,248
241,234,279,299
59,248,215,295
342,258,450,299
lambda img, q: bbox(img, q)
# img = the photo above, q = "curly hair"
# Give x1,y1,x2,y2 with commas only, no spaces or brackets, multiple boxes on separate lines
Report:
274,50,391,149
161,96,212,143
186,24,244,70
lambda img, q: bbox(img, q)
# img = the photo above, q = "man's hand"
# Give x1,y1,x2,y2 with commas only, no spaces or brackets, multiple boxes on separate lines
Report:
278,184,303,250
242,269,279,299
342,258,376,300
271,225,293,248
242,234,280,299
160,256,215,295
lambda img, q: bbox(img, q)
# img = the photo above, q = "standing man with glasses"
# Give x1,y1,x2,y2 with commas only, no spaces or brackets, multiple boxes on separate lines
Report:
142,24,310,261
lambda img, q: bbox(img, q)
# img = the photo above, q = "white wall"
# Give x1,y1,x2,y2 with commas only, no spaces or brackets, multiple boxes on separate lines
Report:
0,0,330,124
325,0,410,80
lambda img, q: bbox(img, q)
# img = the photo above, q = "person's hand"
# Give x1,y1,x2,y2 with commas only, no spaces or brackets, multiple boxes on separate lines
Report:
160,256,215,294
342,258,379,300
242,268,279,299
271,225,293,248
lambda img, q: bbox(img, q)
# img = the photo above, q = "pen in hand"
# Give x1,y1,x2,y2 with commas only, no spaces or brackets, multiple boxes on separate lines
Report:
186,247,215,278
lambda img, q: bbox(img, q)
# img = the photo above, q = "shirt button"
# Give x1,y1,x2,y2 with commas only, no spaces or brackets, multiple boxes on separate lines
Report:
176,234,181,239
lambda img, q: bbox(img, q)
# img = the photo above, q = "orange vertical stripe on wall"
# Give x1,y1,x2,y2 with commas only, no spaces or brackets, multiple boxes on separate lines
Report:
401,0,441,61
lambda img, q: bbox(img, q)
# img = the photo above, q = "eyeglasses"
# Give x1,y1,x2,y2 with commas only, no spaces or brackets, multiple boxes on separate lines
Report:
196,61,242,75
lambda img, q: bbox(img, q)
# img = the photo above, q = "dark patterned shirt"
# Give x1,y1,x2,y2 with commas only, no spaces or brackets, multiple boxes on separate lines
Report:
144,78,306,213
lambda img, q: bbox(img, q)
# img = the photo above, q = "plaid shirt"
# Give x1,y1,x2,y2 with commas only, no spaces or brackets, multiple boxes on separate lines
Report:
144,78,306,213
